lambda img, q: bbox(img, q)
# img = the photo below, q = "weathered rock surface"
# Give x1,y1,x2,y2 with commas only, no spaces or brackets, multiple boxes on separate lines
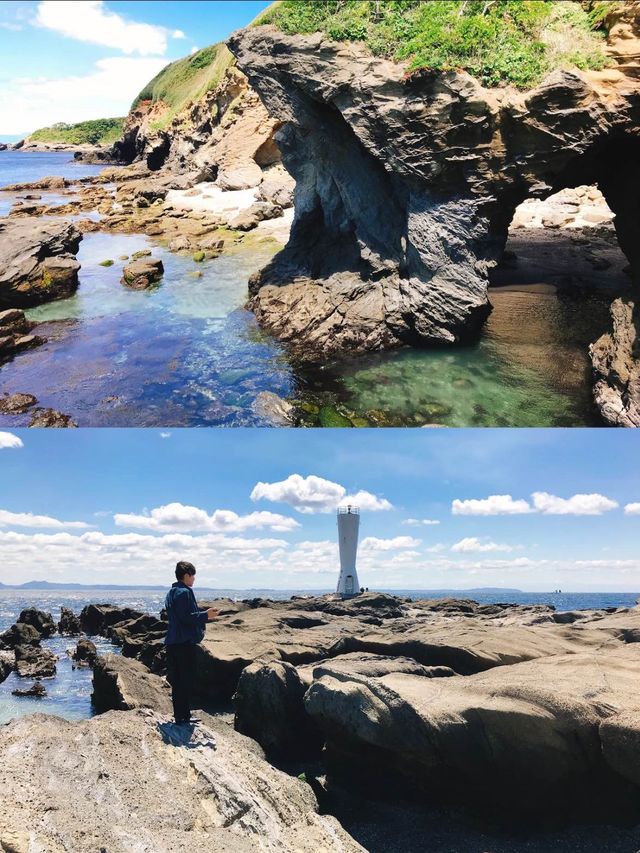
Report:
0,650,14,683
58,606,82,635
0,392,38,413
92,652,172,714
0,621,41,650
304,645,640,820
228,27,640,358
0,308,44,362
17,607,56,638
73,637,97,665
590,298,640,426
14,644,57,678
0,219,82,308
0,709,364,853
80,603,144,635
121,256,164,289
28,408,78,428
12,679,46,698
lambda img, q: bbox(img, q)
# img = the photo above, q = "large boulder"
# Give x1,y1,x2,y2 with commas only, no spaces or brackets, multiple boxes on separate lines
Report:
79,604,144,636
0,709,364,853
17,608,56,638
0,622,41,650
92,653,172,714
14,644,57,678
228,27,640,359
58,606,82,635
0,219,82,308
121,256,164,290
72,638,97,665
303,645,640,820
0,651,14,683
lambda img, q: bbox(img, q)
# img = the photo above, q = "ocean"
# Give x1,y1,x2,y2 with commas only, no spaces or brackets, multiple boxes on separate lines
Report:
0,587,637,724
0,149,107,189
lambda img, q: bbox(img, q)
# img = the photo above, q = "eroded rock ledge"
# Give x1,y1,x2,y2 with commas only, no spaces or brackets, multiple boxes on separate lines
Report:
227,26,640,359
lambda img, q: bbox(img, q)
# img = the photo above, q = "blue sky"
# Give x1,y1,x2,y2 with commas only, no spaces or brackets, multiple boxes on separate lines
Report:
0,1,272,138
0,428,639,590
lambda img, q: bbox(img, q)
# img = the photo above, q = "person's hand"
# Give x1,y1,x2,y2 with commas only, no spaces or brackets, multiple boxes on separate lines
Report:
206,608,218,621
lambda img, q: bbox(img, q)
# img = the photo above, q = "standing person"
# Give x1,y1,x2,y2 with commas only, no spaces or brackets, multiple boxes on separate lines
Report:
164,560,218,725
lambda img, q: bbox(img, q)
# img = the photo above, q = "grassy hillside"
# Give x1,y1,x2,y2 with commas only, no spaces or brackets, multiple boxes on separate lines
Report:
28,117,125,145
132,43,234,129
258,0,613,88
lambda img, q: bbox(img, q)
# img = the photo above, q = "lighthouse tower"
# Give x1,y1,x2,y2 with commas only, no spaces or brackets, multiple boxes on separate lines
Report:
337,505,360,598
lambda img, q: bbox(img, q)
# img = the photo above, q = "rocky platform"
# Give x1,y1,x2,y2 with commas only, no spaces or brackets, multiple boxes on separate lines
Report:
227,24,640,364
0,709,362,853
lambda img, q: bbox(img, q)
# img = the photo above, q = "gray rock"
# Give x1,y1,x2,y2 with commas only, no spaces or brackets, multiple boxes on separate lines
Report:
58,606,82,635
73,638,97,665
0,709,364,852
92,653,172,714
229,201,283,231
17,608,56,638
0,651,14,683
15,644,57,678
0,622,41,650
590,298,640,427
251,390,294,425
228,28,640,359
0,219,82,308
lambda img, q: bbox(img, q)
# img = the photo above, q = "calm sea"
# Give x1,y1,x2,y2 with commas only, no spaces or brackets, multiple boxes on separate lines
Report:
0,587,637,724
0,149,107,189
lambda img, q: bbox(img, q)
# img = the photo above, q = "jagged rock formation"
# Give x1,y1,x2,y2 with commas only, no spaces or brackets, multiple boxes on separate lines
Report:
0,709,363,853
227,24,640,359
0,219,82,309
590,298,640,425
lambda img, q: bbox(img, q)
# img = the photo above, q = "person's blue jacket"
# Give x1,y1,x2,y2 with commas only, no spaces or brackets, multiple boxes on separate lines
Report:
164,581,209,645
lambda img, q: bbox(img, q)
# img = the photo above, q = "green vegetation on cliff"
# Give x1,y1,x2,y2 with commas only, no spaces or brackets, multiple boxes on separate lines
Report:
28,117,125,145
132,43,234,128
259,1,612,88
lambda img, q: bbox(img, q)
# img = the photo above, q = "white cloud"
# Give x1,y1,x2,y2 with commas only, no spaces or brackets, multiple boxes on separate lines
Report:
0,432,23,450
0,22,22,31
426,543,446,553
114,502,300,533
452,495,533,516
0,510,90,530
402,518,440,526
451,537,514,553
0,57,169,135
360,536,421,551
624,502,640,516
190,46,199,55
250,474,392,514
531,492,618,516
35,1,179,56
160,432,171,439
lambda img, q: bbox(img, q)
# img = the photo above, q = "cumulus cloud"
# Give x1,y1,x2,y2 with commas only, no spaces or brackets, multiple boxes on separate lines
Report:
531,492,618,516
34,1,181,55
402,518,440,526
114,502,300,533
0,432,23,450
360,536,421,551
625,503,640,515
159,432,171,439
250,474,392,514
0,510,90,530
452,495,533,516
0,56,169,135
451,537,514,553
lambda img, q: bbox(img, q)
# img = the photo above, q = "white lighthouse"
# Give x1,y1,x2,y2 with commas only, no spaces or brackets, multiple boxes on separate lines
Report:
337,505,360,598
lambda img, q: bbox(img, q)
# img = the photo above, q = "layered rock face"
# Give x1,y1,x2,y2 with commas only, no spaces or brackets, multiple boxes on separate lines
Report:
0,219,82,308
228,26,640,359
591,298,640,426
0,709,363,853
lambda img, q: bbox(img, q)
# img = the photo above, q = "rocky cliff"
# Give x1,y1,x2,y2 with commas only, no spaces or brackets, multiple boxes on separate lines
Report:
227,18,640,359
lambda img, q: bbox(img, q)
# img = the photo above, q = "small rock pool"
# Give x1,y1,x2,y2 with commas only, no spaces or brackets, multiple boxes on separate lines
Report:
0,230,613,427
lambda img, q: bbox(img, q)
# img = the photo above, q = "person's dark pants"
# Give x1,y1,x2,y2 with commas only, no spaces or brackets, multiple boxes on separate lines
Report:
166,642,197,723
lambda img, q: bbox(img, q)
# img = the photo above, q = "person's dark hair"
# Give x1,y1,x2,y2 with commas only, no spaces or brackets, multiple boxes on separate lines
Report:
175,560,196,580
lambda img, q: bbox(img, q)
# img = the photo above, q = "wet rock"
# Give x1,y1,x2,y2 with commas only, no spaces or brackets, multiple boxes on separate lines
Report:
58,606,82,635
28,408,78,428
251,390,294,425
12,679,46,698
0,622,41,650
121,257,164,289
92,653,172,714
2,175,68,191
590,298,640,427
0,219,82,308
17,608,56,638
15,644,57,678
73,638,97,665
0,709,363,853
0,393,37,413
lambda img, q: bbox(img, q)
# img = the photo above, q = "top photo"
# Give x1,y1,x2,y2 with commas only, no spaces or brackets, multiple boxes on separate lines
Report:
0,0,638,429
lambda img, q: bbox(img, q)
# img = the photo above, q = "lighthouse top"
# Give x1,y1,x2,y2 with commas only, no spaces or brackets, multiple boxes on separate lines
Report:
337,505,359,515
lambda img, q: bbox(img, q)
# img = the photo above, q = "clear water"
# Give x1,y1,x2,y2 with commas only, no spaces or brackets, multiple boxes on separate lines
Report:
0,588,636,723
0,152,613,427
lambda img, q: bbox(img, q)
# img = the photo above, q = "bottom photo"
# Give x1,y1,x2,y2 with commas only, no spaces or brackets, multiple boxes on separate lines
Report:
1,427,640,853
